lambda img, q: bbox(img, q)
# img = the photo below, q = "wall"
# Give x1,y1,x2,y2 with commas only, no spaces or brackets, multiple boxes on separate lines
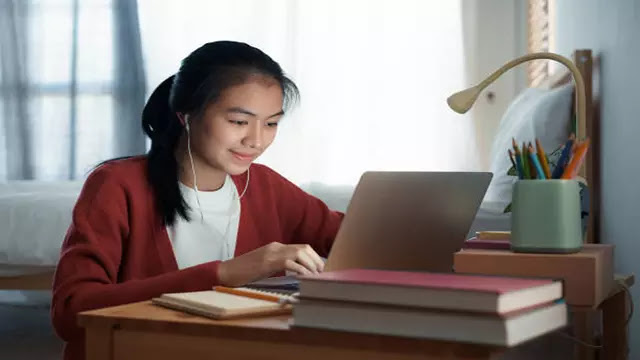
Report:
554,0,640,355
461,0,526,170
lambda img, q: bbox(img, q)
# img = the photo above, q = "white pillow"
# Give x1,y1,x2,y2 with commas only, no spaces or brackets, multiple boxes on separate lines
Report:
484,83,574,208
299,182,355,212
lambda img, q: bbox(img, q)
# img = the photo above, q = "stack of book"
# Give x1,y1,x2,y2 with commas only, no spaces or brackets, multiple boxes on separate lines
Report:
293,269,567,347
454,243,614,307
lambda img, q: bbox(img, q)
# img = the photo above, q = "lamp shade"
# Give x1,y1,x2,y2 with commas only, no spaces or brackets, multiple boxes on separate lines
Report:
446,85,481,114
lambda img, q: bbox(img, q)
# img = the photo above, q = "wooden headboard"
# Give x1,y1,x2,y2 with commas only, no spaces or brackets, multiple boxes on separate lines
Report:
540,49,600,244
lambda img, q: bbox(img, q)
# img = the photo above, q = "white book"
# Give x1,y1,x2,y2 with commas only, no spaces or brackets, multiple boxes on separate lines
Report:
153,287,295,319
293,299,567,347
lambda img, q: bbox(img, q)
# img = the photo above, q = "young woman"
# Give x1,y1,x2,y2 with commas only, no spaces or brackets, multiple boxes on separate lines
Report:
51,41,344,360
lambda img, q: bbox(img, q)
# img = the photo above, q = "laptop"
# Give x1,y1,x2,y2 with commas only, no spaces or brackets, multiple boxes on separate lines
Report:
247,171,492,291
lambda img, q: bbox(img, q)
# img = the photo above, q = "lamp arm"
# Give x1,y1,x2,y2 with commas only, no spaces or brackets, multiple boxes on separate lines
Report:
476,52,586,139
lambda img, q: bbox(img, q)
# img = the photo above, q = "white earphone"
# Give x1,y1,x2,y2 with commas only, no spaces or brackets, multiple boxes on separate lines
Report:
180,113,250,223
182,114,205,221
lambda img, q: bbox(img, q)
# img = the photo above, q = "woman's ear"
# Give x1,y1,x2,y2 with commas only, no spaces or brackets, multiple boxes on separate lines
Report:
177,113,191,132
176,112,186,126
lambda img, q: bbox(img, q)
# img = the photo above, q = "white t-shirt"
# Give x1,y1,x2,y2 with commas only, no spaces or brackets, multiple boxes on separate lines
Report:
166,175,241,269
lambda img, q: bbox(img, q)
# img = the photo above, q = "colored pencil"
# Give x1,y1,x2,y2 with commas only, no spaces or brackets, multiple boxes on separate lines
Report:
551,134,576,178
508,149,517,169
523,142,535,179
528,144,546,179
535,138,552,179
527,142,538,179
511,138,520,155
561,138,591,179
512,138,525,179
518,141,529,179
214,286,282,303
508,149,518,177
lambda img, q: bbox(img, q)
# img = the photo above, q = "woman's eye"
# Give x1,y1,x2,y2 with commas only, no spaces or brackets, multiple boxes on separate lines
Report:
266,122,279,128
229,120,248,126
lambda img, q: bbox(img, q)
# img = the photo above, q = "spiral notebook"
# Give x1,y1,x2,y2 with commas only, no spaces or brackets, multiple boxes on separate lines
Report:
152,286,297,319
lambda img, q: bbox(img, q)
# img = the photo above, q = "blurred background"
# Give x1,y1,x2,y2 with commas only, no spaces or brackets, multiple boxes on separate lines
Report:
2,1,640,359
0,0,531,186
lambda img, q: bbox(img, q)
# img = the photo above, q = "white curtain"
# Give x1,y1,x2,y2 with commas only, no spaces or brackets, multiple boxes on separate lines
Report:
0,0,146,181
139,0,479,186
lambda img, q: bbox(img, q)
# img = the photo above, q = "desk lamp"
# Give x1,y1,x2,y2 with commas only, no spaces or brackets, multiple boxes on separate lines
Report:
446,52,586,145
447,52,588,253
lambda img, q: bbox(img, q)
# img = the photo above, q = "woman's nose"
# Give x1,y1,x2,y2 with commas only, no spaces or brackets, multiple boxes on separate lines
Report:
242,121,263,149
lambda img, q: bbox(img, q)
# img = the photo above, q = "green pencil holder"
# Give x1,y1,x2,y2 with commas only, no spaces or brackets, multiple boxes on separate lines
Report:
511,180,583,253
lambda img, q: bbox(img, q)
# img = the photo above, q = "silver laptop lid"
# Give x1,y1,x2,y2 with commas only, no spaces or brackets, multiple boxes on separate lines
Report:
324,171,492,273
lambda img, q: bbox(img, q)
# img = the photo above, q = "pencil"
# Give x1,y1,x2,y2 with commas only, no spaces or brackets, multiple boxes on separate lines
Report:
551,134,576,179
521,142,530,179
508,149,517,174
535,138,552,179
522,142,534,179
561,138,591,179
528,144,546,179
527,142,538,179
512,138,525,180
512,138,520,155
214,286,282,303
518,142,526,178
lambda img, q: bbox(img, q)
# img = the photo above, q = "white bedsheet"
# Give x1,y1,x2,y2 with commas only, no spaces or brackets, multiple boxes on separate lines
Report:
0,180,511,274
0,182,82,267
0,264,56,277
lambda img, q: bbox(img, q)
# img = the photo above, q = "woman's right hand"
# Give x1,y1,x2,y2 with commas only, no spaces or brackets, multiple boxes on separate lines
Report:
217,242,325,287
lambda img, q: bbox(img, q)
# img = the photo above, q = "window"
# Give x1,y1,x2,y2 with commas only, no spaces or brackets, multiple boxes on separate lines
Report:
138,0,478,186
28,0,115,179
527,0,555,86
1,0,144,181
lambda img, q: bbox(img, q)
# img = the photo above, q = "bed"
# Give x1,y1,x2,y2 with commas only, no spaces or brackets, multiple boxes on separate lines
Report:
0,49,600,293
0,181,82,291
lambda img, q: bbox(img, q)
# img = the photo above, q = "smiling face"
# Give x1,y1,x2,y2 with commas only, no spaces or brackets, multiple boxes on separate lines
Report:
181,75,284,189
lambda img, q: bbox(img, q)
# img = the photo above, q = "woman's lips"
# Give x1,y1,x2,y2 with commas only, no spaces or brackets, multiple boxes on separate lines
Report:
230,150,256,162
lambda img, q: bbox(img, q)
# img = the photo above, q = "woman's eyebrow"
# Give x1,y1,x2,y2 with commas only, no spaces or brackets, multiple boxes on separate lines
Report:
226,107,284,118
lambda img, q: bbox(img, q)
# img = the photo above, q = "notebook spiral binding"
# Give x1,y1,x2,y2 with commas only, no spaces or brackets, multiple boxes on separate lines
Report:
240,287,300,304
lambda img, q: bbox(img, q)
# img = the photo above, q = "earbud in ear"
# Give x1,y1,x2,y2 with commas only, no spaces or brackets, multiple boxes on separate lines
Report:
180,113,190,133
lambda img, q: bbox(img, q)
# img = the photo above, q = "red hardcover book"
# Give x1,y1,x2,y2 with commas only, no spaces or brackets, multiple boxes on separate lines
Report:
298,269,562,314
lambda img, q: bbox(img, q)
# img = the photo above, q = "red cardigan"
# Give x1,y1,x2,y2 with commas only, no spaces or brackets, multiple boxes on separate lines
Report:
51,156,344,360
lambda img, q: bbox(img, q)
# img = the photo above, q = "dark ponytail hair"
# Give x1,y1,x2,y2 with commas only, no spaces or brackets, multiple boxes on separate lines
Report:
141,41,299,225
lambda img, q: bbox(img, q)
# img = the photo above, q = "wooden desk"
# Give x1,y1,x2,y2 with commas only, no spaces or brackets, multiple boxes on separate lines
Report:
79,301,505,360
567,273,634,360
600,273,634,360
453,246,635,360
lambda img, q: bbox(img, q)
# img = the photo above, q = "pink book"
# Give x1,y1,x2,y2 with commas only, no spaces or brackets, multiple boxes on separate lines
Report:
463,237,511,250
298,269,562,314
